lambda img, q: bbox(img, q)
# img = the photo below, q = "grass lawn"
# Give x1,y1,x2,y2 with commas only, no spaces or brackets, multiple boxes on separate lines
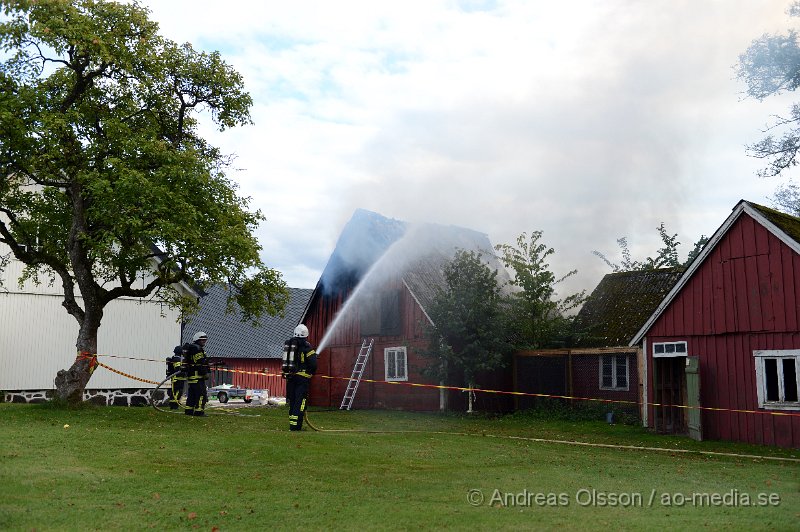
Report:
0,403,798,531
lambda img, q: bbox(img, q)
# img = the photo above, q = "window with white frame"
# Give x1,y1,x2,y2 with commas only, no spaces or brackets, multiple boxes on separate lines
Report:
652,341,687,357
753,350,800,410
599,354,629,391
385,346,408,382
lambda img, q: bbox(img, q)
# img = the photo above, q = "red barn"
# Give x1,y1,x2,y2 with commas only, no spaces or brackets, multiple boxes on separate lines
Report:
302,209,513,412
632,200,800,447
182,285,313,398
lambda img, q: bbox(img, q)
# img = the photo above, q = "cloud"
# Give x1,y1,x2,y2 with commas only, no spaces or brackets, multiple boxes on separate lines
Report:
139,0,795,295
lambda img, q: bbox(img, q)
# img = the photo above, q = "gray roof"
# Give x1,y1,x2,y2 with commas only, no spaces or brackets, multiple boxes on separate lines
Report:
401,223,510,314
182,285,313,359
305,209,510,322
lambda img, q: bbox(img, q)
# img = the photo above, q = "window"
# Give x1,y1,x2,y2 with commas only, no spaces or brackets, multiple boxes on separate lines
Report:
599,354,629,391
19,227,41,254
385,346,408,382
360,289,402,336
653,341,687,358
754,350,800,411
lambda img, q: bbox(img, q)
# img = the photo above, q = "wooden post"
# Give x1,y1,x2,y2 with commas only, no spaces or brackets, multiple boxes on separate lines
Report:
567,350,573,398
512,353,519,411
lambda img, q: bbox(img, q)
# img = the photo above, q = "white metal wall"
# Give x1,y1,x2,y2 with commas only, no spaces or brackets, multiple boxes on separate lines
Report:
0,248,183,390
0,290,182,389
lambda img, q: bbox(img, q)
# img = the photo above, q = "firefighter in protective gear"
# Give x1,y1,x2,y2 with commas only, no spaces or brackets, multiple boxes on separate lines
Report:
183,331,210,416
166,345,186,410
283,324,317,431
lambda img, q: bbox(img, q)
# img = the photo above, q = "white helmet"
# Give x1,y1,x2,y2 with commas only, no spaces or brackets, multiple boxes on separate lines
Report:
293,324,309,338
192,331,208,342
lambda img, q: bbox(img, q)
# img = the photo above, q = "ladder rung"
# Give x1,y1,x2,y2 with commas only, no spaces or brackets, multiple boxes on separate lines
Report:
339,338,374,410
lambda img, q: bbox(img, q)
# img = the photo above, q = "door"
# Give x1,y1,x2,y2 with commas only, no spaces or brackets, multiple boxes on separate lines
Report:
685,356,702,441
653,356,686,434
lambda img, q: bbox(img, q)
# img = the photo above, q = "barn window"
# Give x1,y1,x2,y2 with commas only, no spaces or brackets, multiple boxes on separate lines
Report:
360,289,402,337
753,350,800,410
385,346,408,382
599,354,629,391
653,342,687,357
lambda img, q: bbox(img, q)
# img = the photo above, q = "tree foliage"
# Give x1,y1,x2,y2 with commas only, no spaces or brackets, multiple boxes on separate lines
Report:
422,249,513,389
0,0,288,401
496,231,585,349
592,223,708,272
736,1,800,213
771,179,800,216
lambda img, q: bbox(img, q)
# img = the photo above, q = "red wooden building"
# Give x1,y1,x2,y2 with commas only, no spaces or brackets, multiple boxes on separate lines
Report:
514,268,684,420
182,285,313,398
632,200,800,447
302,209,513,411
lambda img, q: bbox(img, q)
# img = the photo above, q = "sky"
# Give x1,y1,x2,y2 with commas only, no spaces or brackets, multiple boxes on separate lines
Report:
140,0,799,297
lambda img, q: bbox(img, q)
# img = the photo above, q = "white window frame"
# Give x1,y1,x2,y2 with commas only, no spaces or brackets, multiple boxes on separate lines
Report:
384,346,408,382
652,341,688,358
599,354,629,391
753,350,800,411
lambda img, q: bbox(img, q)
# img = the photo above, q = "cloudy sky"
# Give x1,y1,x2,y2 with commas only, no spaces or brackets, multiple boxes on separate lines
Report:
140,0,797,296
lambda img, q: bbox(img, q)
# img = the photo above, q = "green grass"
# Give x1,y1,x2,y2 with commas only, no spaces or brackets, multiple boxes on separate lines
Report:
0,403,798,531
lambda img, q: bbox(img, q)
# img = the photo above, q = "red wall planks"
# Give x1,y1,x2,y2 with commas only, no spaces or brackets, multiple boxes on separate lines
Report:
305,277,449,410
645,213,800,447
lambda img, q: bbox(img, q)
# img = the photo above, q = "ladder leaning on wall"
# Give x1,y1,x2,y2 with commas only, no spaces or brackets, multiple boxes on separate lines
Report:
340,338,374,410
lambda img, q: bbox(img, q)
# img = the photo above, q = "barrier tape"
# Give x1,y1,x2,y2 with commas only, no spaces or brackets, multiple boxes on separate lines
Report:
207,367,800,418
87,354,800,419
96,361,161,385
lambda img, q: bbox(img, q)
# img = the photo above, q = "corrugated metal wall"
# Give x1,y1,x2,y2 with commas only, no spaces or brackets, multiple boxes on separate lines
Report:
0,252,183,391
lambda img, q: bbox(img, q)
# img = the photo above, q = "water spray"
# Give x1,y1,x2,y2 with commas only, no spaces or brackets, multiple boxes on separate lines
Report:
316,225,418,352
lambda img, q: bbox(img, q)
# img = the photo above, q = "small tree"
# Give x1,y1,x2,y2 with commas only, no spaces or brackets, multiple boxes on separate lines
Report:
495,231,585,349
0,0,288,402
422,249,513,410
592,224,708,272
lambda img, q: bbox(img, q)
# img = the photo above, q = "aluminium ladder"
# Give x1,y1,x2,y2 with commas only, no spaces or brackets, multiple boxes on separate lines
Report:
339,338,374,410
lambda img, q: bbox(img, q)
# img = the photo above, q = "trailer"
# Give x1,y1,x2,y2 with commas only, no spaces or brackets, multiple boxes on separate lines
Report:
208,384,254,404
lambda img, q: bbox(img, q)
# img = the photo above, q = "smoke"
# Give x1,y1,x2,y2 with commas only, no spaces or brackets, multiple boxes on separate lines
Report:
316,210,508,352
136,1,793,295
318,209,406,296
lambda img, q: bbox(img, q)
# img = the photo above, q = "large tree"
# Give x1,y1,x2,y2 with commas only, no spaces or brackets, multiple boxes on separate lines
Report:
423,249,513,408
737,1,800,213
496,231,585,349
0,0,288,402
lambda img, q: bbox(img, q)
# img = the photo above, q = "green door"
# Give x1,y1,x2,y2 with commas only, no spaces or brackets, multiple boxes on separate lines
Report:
685,356,702,441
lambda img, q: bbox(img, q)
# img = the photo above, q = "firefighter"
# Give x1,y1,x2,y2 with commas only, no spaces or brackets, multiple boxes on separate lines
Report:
282,324,317,431
183,331,210,417
166,345,186,410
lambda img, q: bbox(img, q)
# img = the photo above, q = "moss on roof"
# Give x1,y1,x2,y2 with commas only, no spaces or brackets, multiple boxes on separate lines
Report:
571,268,684,348
747,201,800,246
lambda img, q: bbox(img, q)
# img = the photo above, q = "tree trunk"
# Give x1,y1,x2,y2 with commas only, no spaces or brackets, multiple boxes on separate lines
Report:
54,355,96,403
54,313,101,404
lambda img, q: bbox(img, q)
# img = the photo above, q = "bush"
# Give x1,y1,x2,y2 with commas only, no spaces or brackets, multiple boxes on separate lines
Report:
511,397,640,425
